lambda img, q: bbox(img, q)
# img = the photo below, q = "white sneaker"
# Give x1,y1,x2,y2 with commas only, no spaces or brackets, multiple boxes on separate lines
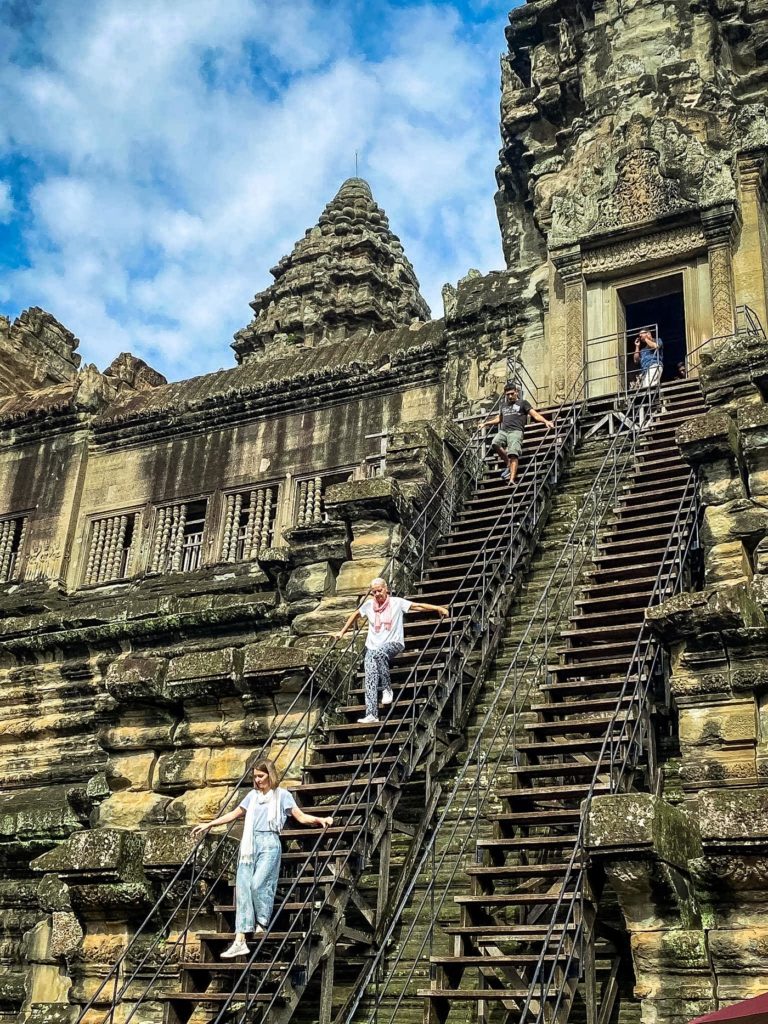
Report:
253,924,266,938
381,688,394,705
357,714,379,724
221,940,249,958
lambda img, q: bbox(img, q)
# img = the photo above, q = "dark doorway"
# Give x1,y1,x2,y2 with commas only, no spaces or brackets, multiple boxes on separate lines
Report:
619,274,686,383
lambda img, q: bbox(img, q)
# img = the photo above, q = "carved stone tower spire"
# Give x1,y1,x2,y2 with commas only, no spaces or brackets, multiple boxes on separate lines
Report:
233,177,431,362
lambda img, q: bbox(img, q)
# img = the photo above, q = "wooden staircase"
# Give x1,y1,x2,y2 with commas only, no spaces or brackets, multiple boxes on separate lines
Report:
160,409,580,1024
419,378,704,1024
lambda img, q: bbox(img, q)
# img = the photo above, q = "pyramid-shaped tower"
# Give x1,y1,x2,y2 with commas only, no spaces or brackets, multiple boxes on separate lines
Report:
232,178,430,362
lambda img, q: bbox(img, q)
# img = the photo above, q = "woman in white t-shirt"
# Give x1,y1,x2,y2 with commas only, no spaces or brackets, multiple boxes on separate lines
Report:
192,758,333,959
335,577,449,723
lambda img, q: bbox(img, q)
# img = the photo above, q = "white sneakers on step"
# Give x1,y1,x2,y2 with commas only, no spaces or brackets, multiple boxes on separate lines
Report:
221,940,249,958
381,688,394,705
357,714,379,724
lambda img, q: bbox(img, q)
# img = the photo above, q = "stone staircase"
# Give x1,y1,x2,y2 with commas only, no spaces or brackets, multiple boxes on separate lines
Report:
418,378,705,1024
158,408,580,1024
342,426,619,1024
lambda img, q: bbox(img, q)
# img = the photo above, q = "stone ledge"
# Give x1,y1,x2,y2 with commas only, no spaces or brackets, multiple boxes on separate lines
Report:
586,793,701,868
698,787,768,845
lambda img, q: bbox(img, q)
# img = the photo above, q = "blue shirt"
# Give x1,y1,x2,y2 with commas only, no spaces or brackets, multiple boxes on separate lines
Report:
639,338,663,370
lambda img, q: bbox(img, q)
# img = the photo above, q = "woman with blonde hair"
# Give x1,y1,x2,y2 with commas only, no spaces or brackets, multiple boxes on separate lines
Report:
192,757,333,959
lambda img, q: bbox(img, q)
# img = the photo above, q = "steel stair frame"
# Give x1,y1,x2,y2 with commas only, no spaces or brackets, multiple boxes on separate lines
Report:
336,379,670,1024
74,395,503,1024
186,387,584,1024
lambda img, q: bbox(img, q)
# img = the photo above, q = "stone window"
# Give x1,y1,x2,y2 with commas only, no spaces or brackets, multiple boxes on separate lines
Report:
149,499,208,573
220,484,279,562
0,514,28,584
83,512,138,585
294,470,353,527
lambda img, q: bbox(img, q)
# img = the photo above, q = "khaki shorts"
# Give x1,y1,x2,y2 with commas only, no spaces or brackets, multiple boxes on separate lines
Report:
491,428,524,457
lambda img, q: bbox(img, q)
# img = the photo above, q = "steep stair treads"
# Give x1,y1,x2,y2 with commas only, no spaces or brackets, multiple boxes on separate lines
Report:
413,378,705,1024
149,402,583,1024
339,382,661,1024
74,401,505,1024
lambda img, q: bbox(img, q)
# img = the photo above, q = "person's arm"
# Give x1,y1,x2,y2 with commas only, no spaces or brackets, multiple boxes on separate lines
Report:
334,608,364,639
192,806,245,837
633,343,641,365
291,805,334,828
482,412,501,428
644,337,659,351
530,408,554,430
409,601,449,617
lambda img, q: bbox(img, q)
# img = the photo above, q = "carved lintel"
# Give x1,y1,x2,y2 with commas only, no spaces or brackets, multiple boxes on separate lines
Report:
581,225,706,277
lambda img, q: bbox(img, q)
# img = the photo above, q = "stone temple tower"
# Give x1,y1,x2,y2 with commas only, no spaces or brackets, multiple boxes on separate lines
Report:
233,177,430,360
492,0,768,402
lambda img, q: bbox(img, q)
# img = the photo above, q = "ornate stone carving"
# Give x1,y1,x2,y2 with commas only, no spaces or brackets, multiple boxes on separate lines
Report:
581,225,707,276
233,178,430,362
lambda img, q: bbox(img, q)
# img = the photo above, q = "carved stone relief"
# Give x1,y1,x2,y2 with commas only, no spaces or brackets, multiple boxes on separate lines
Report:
581,226,707,277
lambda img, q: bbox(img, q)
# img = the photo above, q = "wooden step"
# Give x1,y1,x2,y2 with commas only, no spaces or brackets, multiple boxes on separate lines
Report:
498,783,609,803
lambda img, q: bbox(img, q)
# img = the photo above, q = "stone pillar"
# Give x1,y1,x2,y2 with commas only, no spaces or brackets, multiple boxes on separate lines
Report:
734,152,768,332
702,204,741,338
550,245,585,401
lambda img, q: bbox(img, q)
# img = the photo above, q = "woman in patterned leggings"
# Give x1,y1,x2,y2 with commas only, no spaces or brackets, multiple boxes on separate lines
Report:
335,578,449,723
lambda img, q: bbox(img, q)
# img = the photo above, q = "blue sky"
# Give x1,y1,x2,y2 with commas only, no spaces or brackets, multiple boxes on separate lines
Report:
0,0,517,381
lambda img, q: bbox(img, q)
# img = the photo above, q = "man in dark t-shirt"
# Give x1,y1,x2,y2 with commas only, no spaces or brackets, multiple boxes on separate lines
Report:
484,381,554,486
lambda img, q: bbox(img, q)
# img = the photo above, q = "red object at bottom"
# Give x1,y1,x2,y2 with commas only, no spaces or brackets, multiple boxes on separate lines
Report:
688,992,768,1024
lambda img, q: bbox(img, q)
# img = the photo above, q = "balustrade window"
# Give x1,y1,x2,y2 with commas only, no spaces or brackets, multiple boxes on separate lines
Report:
149,499,208,574
294,470,352,527
83,512,137,585
220,485,278,563
0,515,28,583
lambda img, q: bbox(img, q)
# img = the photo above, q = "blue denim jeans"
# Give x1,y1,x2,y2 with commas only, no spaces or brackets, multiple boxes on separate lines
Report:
235,832,282,933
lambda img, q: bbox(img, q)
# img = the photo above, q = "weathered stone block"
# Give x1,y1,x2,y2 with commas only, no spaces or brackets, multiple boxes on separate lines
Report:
704,540,752,586
50,911,84,957
104,655,168,703
165,787,237,826
31,828,145,879
587,793,701,867
349,518,402,559
701,498,768,548
739,402,768,496
282,520,349,566
284,561,335,601
155,748,211,791
98,708,175,751
676,409,740,466
96,793,171,829
678,700,756,747
165,647,243,698
679,746,757,790
334,557,389,596
325,477,408,522
205,747,249,785
698,788,768,843
106,751,156,792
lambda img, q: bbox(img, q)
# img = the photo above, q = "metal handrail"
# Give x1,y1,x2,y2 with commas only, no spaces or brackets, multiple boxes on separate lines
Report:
342,378,665,1024
75,396,502,1024
520,468,700,1024
198,372,588,1024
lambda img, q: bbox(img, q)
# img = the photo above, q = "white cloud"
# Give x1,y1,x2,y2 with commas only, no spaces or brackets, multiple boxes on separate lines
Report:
0,181,13,222
0,0,505,379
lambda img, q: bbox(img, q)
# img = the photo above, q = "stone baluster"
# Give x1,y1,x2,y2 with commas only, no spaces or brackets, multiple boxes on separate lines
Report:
108,516,128,580
170,503,187,572
151,506,170,573
245,490,261,558
0,519,15,582
13,517,26,580
259,487,274,550
96,516,116,583
312,476,323,523
229,493,243,561
297,480,309,527
221,494,236,562
84,519,103,584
